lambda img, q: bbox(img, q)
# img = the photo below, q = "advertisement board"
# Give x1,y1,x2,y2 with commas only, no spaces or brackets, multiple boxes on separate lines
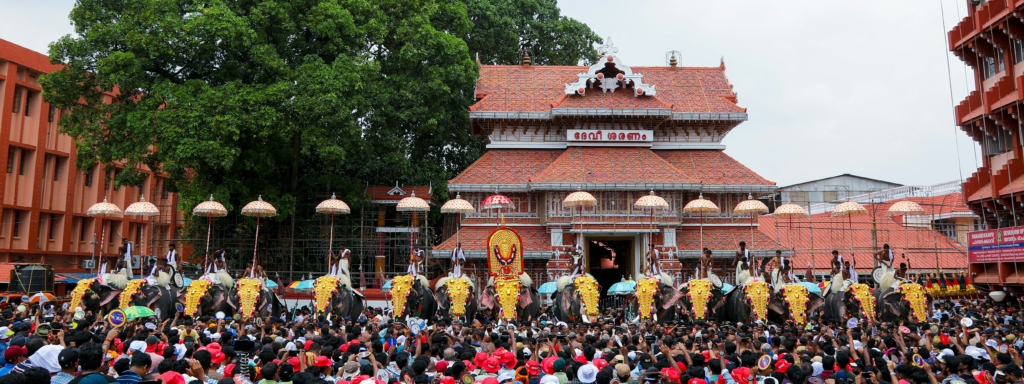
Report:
968,226,1024,262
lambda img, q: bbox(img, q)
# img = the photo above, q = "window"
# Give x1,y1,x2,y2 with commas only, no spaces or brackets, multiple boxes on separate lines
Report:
985,128,1014,156
104,170,110,190
84,167,93,187
985,56,999,79
161,180,170,199
823,190,839,202
12,211,22,238
53,157,63,181
11,88,21,114
48,214,57,240
48,105,55,122
789,191,809,205
998,49,1006,73
1014,40,1024,64
17,149,26,176
23,91,31,116
6,149,15,174
80,218,88,242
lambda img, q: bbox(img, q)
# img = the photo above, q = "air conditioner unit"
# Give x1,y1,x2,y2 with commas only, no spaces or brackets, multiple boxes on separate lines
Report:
81,260,96,269
144,256,157,266
131,256,141,267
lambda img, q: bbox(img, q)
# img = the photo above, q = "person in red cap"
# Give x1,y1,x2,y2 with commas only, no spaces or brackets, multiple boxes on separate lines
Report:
481,356,501,378
313,355,335,380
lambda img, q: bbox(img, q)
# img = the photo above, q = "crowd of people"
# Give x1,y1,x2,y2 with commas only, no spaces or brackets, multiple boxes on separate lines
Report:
0,289,1020,384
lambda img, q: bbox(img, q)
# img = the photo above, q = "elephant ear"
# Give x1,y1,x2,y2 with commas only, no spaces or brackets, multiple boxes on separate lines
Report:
145,286,163,307
659,284,685,310
518,286,533,309
433,288,449,310
807,294,825,317
100,289,121,306
480,288,495,309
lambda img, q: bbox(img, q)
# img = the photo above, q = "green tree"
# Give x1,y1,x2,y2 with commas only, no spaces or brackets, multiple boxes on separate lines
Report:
463,0,602,65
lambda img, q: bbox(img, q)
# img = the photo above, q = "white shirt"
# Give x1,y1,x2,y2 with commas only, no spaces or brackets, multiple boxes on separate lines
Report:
451,247,465,262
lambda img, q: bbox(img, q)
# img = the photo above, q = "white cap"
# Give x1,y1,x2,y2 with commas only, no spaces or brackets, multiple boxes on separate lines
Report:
986,339,999,349
540,375,560,384
285,342,298,351
210,333,221,339
174,344,188,360
129,340,148,353
0,327,9,340
498,371,515,382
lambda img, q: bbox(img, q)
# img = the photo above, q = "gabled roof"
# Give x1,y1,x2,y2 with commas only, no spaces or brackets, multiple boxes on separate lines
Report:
779,173,902,190
531,147,694,185
658,151,775,186
364,185,433,203
448,150,563,191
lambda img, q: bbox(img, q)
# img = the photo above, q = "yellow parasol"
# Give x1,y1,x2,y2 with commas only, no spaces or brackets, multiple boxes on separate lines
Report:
774,202,809,263
193,195,228,276
832,201,867,267
734,194,769,247
316,193,351,271
441,193,475,248
684,193,720,253
634,191,670,270
564,190,597,238
888,200,925,268
397,191,430,264
87,196,123,272
125,195,160,273
241,196,277,277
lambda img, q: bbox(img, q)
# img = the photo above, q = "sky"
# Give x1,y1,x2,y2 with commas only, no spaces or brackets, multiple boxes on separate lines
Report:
0,0,982,187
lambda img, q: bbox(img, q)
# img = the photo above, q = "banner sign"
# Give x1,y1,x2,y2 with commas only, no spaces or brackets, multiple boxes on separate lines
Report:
968,226,1024,262
567,129,653,142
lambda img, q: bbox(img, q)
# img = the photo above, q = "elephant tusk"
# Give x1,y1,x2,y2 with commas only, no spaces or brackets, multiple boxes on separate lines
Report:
581,313,590,324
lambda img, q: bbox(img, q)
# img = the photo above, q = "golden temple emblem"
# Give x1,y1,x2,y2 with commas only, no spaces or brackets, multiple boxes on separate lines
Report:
69,278,94,312
236,278,263,318
314,276,340,313
573,275,601,319
898,283,928,323
848,283,876,323
390,275,415,317
487,228,524,277
744,281,771,322
119,279,146,309
781,284,809,326
445,277,472,316
636,278,660,319
184,279,211,317
688,279,713,320
494,277,522,320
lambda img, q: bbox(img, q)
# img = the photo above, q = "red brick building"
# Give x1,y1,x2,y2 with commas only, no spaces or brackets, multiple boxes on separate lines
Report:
0,38,186,290
436,44,783,291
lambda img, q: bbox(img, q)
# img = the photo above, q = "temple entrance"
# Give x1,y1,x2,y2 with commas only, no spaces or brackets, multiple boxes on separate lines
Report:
586,238,633,297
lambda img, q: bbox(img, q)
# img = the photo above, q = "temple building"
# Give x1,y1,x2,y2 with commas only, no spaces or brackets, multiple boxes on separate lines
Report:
435,44,784,293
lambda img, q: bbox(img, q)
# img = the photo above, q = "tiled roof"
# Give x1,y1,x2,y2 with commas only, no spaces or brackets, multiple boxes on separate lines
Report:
999,177,1024,196
900,193,973,216
448,150,563,186
435,226,550,251
364,186,433,202
657,150,775,186
968,183,992,201
554,89,673,110
472,65,743,114
531,147,694,184
0,263,22,284
676,228,783,253
758,202,968,271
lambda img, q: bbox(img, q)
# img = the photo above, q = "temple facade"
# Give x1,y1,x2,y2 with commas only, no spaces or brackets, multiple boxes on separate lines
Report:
436,44,785,293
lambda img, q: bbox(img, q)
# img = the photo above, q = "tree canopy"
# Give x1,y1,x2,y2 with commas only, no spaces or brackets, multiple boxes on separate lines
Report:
41,0,600,227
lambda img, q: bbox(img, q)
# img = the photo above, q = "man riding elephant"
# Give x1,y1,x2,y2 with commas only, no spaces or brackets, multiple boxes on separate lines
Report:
434,275,477,321
390,275,437,321
181,280,234,318
631,275,685,322
312,273,364,320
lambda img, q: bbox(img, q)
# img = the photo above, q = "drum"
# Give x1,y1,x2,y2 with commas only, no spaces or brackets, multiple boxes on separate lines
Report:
872,267,885,284
708,273,723,290
172,271,185,288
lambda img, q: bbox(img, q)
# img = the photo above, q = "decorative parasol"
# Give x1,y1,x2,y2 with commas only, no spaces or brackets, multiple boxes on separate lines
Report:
125,195,160,269
888,200,925,268
832,201,868,267
684,193,720,252
774,202,809,264
441,193,475,258
87,197,123,273
564,190,597,240
316,193,351,273
634,191,670,274
482,193,515,227
397,191,430,269
193,195,228,278
242,196,277,278
734,194,769,246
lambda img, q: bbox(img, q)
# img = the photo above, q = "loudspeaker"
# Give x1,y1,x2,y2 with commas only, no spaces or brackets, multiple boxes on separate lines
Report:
10,264,54,293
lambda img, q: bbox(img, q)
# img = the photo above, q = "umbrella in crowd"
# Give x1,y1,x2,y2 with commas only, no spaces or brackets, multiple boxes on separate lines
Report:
29,292,54,304
537,281,558,295
123,306,156,320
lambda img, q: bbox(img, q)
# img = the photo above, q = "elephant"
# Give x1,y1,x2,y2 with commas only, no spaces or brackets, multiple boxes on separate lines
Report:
434,276,477,321
230,288,284,319
723,281,777,323
69,278,121,314
676,280,726,322
390,275,437,321
135,285,180,319
821,283,878,325
180,282,234,318
311,276,363,320
875,285,931,324
629,278,685,323
550,275,602,323
768,287,825,326
482,282,540,322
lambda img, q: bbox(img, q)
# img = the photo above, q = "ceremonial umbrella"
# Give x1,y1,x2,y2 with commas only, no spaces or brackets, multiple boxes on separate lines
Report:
441,193,475,250
634,191,670,266
397,191,431,269
87,197,123,272
125,195,160,274
774,202,809,257
734,194,769,246
831,201,868,267
193,195,229,276
242,196,277,278
684,194,720,252
564,190,597,239
316,193,351,272
888,200,926,267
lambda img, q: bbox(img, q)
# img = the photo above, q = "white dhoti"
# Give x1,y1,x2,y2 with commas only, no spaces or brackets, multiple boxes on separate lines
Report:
340,258,350,279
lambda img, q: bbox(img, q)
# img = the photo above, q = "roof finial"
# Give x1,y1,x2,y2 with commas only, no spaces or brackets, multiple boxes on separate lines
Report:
720,56,726,70
522,50,531,66
670,54,678,67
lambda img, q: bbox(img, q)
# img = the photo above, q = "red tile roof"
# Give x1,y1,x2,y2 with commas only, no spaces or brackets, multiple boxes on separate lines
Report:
472,65,743,114
435,226,550,251
998,177,1024,196
676,228,783,252
553,89,674,110
758,202,968,271
0,263,16,284
657,150,775,186
364,186,433,202
448,150,563,186
968,183,993,201
900,193,973,216
531,147,694,184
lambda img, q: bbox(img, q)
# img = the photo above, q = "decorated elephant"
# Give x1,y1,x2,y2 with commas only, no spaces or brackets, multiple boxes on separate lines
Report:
390,275,437,320
551,274,602,323
434,276,477,321
481,274,540,322
821,283,877,325
69,278,121,313
875,283,930,324
772,285,825,326
229,278,285,319
631,276,685,322
723,280,774,323
181,280,234,318
677,277,727,322
311,275,364,320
